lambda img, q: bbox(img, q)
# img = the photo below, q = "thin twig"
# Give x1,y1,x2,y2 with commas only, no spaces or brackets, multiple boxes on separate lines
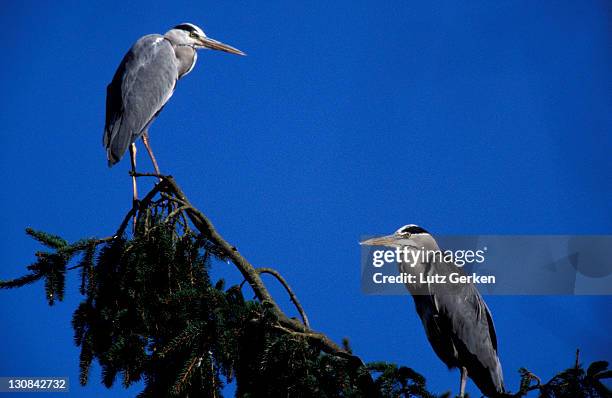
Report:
257,267,310,328
575,348,580,369
526,371,542,389
115,180,167,238
271,324,356,361
161,192,187,205
178,212,192,234
165,205,189,223
129,171,169,179
175,355,198,394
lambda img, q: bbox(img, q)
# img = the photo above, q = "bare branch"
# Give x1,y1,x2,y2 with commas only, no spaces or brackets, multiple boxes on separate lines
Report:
257,267,310,329
115,179,166,238
165,205,190,223
129,171,168,179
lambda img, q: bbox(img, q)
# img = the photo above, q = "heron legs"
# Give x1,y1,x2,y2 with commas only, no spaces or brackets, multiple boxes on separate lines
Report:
129,143,138,203
141,131,161,176
459,366,468,398
129,143,138,231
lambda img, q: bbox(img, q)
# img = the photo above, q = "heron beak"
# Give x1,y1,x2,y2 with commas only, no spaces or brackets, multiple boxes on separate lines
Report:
359,235,398,247
198,36,246,56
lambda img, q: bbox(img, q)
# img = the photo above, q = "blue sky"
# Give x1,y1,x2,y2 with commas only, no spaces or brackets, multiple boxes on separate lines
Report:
1,1,611,397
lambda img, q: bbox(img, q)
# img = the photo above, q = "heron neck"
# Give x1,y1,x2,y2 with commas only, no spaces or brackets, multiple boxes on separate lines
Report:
398,260,432,295
173,45,197,78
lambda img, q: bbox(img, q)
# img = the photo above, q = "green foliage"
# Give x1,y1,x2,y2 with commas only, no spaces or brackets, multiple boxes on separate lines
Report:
367,362,438,398
536,360,611,398
67,213,437,397
25,227,68,249
3,194,611,398
10,199,432,397
516,359,611,398
0,228,100,304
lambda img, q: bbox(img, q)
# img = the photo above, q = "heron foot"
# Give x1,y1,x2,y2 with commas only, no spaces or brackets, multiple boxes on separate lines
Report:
129,170,167,179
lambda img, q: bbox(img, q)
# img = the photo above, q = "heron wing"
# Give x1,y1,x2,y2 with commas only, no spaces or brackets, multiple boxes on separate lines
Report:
429,264,504,396
103,34,178,166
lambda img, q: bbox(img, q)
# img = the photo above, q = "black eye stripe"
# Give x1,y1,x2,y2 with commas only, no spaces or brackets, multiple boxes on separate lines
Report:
400,226,428,235
174,24,199,33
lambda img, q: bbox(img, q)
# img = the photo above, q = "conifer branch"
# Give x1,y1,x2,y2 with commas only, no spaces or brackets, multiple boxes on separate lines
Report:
0,272,43,288
4,173,611,397
158,176,363,365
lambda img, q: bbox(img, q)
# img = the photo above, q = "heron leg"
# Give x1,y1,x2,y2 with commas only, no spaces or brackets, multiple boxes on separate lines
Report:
129,143,138,231
141,131,172,214
130,143,139,203
141,131,161,177
459,366,468,398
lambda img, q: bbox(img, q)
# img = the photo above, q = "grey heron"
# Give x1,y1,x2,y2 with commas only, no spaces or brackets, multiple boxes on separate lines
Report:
361,225,504,397
103,23,244,203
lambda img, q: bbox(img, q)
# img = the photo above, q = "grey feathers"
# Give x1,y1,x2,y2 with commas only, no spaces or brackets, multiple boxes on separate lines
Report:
104,34,178,166
403,255,504,397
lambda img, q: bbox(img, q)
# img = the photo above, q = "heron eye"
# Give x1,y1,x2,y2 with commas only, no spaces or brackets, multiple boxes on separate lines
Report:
190,32,198,38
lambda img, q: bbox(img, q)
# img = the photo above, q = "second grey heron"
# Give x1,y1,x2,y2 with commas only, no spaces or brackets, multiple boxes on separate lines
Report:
103,23,244,203
361,224,504,397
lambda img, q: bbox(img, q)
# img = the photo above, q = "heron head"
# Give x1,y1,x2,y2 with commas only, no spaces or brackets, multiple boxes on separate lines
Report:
360,224,439,250
166,23,245,55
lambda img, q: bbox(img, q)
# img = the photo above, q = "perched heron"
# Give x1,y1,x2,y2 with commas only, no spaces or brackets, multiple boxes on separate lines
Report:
361,225,504,397
103,23,244,202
